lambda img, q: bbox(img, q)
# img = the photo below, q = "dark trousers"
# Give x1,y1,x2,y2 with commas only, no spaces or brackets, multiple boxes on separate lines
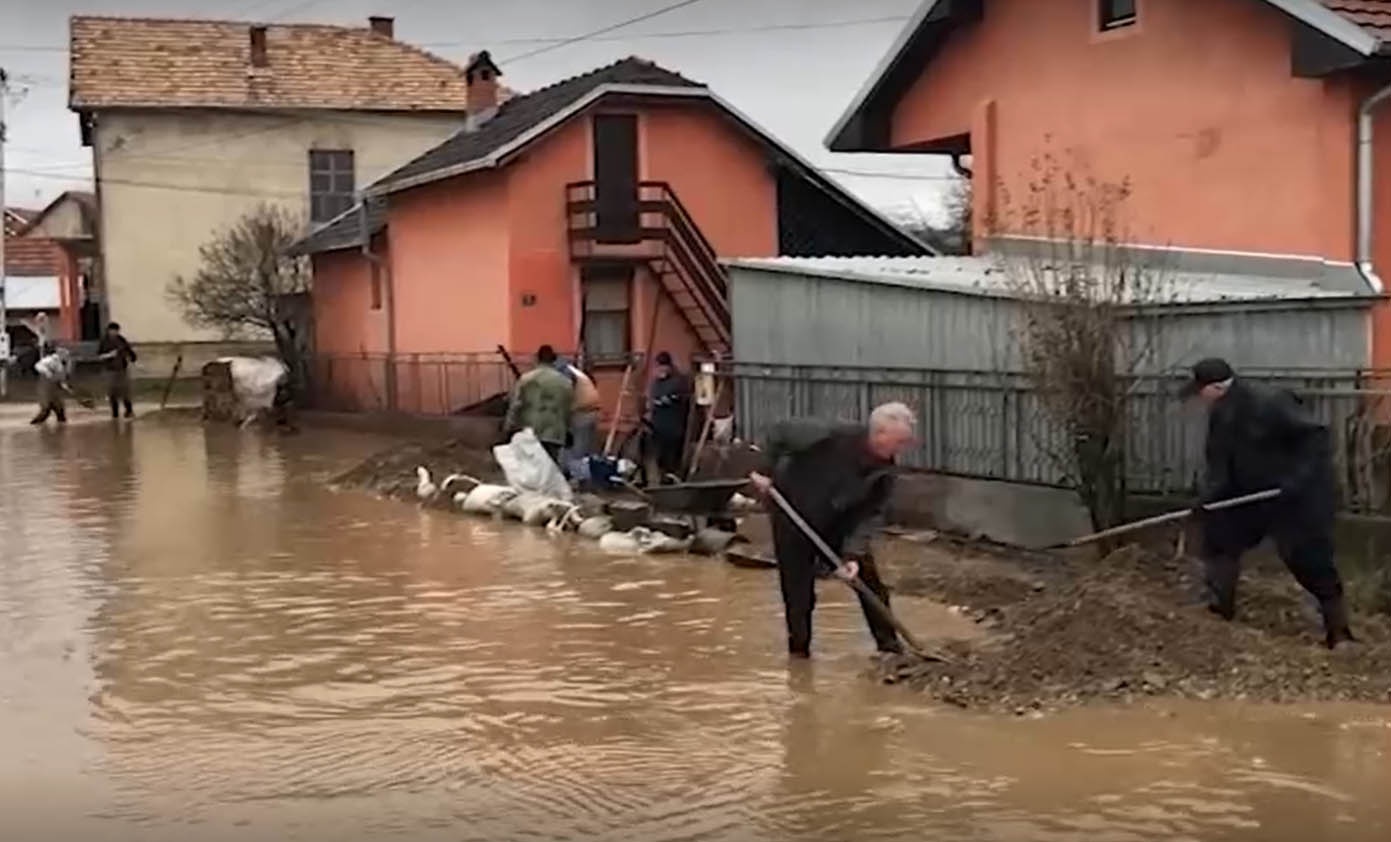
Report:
771,513,901,656
540,441,564,469
652,429,685,483
1201,496,1343,618
107,368,133,418
31,380,67,424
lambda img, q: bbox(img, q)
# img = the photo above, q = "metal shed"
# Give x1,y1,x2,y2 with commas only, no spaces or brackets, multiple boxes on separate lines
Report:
726,256,1374,372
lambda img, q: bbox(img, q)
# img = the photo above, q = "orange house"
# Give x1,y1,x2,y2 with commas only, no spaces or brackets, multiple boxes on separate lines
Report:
827,0,1391,366
295,53,926,417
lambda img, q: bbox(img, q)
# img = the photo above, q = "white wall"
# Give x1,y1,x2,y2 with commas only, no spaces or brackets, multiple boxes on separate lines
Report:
94,108,463,343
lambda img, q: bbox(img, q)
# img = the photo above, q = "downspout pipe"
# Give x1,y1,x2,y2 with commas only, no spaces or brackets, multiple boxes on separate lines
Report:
950,152,973,179
359,198,398,410
1356,81,1391,293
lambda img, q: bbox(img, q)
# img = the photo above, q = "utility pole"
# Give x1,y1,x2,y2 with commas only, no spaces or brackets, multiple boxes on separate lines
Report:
1,66,9,399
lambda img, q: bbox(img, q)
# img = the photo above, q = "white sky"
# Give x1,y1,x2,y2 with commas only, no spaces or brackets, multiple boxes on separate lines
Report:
0,0,956,222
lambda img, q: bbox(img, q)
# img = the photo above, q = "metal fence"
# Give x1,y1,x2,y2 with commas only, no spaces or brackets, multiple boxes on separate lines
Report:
304,352,524,415
720,361,1391,514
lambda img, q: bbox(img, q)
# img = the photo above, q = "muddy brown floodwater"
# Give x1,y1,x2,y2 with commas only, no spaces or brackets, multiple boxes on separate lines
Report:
2,408,1390,841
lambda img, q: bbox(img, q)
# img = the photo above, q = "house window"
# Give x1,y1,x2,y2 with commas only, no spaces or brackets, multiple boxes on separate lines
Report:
1099,0,1136,30
369,262,383,311
309,149,355,224
581,268,631,363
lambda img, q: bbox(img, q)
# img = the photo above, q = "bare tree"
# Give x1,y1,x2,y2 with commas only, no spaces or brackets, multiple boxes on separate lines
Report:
989,150,1171,532
943,175,972,255
166,204,310,375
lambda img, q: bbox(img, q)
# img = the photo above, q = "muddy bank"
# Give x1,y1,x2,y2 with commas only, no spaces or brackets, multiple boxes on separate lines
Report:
332,437,504,502
879,535,1391,713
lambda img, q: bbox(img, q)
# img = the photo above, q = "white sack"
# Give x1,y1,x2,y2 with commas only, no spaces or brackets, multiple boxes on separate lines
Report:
492,429,573,501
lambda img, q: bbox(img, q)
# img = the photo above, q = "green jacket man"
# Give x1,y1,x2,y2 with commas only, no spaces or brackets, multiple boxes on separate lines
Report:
504,345,575,458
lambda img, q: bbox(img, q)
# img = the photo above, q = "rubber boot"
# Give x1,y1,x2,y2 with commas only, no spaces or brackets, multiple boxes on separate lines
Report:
1320,597,1357,650
1203,556,1240,621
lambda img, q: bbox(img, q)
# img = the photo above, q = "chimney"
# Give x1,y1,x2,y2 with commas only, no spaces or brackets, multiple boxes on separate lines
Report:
249,25,268,68
464,51,503,129
368,16,394,38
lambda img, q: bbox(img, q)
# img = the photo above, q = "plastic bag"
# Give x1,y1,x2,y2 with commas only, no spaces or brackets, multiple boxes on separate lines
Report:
492,429,573,501
503,492,571,526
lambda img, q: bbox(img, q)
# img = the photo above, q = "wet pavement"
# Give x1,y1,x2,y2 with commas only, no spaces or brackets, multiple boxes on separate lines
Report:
1,407,1389,841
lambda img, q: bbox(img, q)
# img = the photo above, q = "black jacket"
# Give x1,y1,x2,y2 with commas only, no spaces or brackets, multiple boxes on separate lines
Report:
761,419,896,558
647,370,691,438
96,334,137,372
1202,379,1331,503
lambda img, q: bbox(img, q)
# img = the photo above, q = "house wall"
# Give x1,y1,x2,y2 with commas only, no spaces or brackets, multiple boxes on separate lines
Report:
94,107,464,345
889,0,1359,264
310,247,388,355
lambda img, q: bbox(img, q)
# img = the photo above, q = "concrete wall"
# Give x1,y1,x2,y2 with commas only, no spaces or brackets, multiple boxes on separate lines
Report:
94,107,464,344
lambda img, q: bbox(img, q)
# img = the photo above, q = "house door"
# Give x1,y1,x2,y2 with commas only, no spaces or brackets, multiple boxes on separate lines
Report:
592,114,640,243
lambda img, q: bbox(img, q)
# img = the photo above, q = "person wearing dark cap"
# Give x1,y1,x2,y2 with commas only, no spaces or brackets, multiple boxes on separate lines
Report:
503,345,574,467
1183,357,1355,648
96,321,138,419
646,351,691,483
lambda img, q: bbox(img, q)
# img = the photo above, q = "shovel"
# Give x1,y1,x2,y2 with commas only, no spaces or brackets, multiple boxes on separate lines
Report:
1039,488,1281,551
766,487,950,663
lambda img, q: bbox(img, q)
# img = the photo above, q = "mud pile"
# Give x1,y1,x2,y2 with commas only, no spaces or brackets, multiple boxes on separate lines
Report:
333,438,503,503
882,538,1391,712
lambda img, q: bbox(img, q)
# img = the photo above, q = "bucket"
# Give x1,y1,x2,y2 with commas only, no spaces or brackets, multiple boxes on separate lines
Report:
588,455,619,487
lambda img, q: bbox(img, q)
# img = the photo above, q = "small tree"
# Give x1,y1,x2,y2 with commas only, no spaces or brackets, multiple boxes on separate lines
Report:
989,150,1171,532
167,204,310,375
897,175,973,256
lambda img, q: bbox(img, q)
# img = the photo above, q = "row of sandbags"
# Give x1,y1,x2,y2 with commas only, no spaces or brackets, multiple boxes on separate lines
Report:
452,482,743,556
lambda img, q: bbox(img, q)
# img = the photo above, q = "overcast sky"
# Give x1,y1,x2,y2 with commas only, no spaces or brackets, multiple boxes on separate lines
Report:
0,0,955,221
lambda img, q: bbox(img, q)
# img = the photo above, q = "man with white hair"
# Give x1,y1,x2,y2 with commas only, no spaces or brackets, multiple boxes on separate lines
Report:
1183,357,1354,649
31,344,75,426
749,402,917,658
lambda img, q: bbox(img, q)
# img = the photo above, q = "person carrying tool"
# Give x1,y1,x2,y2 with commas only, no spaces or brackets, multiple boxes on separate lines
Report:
646,351,691,483
96,321,138,419
503,344,574,467
748,402,917,659
1184,358,1356,649
31,344,74,426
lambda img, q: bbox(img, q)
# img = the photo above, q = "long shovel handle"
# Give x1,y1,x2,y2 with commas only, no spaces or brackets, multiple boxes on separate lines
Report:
1045,488,1281,550
767,487,945,662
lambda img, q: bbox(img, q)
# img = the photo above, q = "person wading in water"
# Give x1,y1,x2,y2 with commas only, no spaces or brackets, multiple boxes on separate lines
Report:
96,321,138,419
749,403,917,659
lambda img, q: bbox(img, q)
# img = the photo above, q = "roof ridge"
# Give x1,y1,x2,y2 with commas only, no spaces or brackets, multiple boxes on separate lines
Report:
70,13,373,30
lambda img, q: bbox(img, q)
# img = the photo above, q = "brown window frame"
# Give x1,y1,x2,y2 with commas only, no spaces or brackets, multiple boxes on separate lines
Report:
580,266,633,367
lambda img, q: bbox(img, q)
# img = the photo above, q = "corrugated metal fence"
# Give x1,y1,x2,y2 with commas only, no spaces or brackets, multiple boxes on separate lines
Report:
722,361,1391,514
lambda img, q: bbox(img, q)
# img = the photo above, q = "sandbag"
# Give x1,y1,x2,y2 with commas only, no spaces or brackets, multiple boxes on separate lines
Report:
598,530,643,555
493,429,573,501
577,515,614,539
507,493,571,526
459,484,517,514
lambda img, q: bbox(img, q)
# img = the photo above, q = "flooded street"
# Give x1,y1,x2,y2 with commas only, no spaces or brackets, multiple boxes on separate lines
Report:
2,409,1390,841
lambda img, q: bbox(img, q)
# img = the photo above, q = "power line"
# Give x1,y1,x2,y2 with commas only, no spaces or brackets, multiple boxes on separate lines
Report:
500,0,714,64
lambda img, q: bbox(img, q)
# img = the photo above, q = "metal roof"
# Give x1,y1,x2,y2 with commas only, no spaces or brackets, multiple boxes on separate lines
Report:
723,256,1372,305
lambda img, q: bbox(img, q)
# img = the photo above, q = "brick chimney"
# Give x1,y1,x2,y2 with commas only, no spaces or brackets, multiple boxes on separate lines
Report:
368,16,394,38
464,51,503,129
249,25,268,67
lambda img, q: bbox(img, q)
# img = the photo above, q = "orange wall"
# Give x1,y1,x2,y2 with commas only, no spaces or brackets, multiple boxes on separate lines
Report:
641,103,779,257
891,0,1358,261
387,172,512,354
310,247,388,355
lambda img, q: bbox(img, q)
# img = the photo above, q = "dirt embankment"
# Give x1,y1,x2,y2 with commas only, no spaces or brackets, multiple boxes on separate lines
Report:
878,534,1391,713
332,438,504,503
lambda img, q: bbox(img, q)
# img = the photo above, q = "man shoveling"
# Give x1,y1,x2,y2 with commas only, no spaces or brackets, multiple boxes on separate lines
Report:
1184,358,1356,649
31,344,75,426
749,403,917,659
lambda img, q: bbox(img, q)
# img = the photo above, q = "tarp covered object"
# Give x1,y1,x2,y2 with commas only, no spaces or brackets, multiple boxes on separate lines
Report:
220,357,288,412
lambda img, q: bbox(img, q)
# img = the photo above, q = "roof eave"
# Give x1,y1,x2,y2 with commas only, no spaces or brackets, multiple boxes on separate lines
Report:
363,83,710,198
824,0,1385,153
